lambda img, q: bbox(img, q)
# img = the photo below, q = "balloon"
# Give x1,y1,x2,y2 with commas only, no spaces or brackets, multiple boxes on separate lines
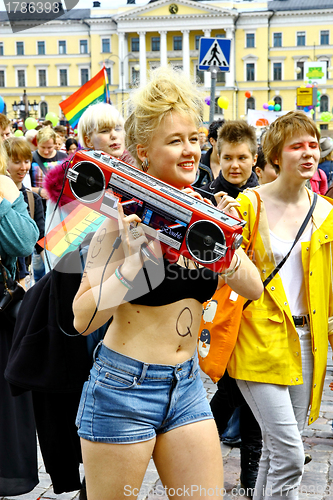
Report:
310,109,315,115
304,107,309,112
317,90,321,96
45,112,59,127
25,117,38,130
268,105,274,111
274,104,281,111
263,103,269,110
204,96,211,106
217,96,229,109
245,91,252,98
14,129,24,137
321,112,332,122
0,96,4,114
74,128,78,134
268,100,275,106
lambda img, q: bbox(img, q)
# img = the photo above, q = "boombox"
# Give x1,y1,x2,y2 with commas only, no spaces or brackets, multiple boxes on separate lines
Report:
63,149,246,272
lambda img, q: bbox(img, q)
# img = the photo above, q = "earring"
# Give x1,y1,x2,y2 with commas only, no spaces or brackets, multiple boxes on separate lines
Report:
142,158,149,173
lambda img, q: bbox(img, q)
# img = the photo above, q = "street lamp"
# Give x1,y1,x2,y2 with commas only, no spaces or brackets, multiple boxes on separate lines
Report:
12,89,39,121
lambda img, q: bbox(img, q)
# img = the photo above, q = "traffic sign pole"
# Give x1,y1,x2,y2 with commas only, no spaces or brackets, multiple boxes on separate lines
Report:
209,68,217,124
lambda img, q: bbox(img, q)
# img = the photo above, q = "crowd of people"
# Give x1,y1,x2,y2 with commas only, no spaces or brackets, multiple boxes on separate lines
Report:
0,65,333,500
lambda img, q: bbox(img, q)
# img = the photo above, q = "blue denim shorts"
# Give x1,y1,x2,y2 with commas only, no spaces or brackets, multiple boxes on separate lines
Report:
76,342,213,443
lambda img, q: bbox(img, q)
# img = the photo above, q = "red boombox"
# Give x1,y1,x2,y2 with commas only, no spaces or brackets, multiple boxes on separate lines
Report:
63,149,245,272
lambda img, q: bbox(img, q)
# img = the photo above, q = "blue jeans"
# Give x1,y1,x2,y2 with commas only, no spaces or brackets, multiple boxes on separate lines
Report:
76,342,213,444
32,250,45,283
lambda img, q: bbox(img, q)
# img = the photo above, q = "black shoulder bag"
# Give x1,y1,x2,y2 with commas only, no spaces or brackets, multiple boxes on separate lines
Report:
0,259,26,321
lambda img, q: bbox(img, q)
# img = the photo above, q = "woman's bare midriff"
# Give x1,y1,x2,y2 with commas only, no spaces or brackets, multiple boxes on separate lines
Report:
103,298,203,365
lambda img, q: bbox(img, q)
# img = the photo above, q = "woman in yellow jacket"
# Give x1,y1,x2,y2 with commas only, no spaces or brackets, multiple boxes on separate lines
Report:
220,111,333,500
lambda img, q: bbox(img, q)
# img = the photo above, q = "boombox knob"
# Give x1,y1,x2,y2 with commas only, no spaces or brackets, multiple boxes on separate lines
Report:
231,234,243,250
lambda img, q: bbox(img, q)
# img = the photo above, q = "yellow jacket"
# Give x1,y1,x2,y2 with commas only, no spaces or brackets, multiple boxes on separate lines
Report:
227,188,333,425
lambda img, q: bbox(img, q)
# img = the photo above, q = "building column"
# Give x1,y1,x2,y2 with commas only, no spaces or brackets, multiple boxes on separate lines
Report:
159,30,168,67
203,29,211,88
139,31,147,86
118,32,125,91
182,30,190,75
226,27,235,88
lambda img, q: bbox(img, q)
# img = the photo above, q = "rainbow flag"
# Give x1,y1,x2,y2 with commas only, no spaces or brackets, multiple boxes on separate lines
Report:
60,67,110,129
39,205,106,258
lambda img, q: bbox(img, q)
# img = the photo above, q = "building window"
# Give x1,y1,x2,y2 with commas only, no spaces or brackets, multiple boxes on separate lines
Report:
296,61,304,80
246,63,255,81
214,97,223,115
320,124,328,130
131,67,140,85
59,40,66,54
131,37,139,52
0,43,3,56
320,30,329,46
320,94,329,113
105,67,111,85
37,41,45,55
0,70,4,87
59,69,68,86
81,68,89,85
101,38,110,53
17,69,25,87
217,72,226,84
195,35,201,50
297,31,306,46
38,69,46,87
246,97,255,112
173,36,182,51
151,37,160,52
274,96,282,110
16,41,24,55
273,32,282,48
273,62,282,81
246,33,255,48
40,102,48,119
196,66,204,85
80,40,88,54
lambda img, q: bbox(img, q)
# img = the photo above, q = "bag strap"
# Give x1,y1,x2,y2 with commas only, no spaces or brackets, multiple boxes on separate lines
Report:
32,151,48,176
26,189,35,220
243,193,318,310
244,190,261,261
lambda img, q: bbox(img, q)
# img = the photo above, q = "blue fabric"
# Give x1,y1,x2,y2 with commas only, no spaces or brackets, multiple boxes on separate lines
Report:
0,193,38,279
76,343,213,443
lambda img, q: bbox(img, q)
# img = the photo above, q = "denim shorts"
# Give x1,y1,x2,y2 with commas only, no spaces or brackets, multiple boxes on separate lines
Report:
76,342,213,443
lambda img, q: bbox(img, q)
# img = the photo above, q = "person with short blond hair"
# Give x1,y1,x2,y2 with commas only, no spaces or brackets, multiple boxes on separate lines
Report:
0,113,12,140
31,126,67,200
78,102,134,164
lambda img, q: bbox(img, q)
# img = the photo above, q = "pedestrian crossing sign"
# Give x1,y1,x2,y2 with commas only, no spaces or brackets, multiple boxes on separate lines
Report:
199,38,231,72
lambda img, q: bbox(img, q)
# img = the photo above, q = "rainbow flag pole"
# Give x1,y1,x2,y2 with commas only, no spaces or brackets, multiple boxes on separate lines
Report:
60,66,110,130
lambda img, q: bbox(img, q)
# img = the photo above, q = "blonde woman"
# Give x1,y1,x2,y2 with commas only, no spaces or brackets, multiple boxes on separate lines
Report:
73,67,263,500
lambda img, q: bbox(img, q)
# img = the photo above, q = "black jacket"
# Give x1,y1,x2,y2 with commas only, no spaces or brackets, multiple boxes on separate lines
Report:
198,170,259,202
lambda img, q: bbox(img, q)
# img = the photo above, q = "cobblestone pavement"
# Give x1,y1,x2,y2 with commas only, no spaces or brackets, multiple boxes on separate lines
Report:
2,351,333,500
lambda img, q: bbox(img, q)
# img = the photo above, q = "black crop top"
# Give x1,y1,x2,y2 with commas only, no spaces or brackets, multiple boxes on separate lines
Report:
124,258,218,307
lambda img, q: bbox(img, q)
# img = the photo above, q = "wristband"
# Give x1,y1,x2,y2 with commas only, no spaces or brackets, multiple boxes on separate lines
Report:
115,265,134,290
38,187,42,196
218,253,241,278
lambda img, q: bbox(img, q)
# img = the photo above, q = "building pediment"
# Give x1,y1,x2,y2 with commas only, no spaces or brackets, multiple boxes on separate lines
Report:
114,0,236,21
